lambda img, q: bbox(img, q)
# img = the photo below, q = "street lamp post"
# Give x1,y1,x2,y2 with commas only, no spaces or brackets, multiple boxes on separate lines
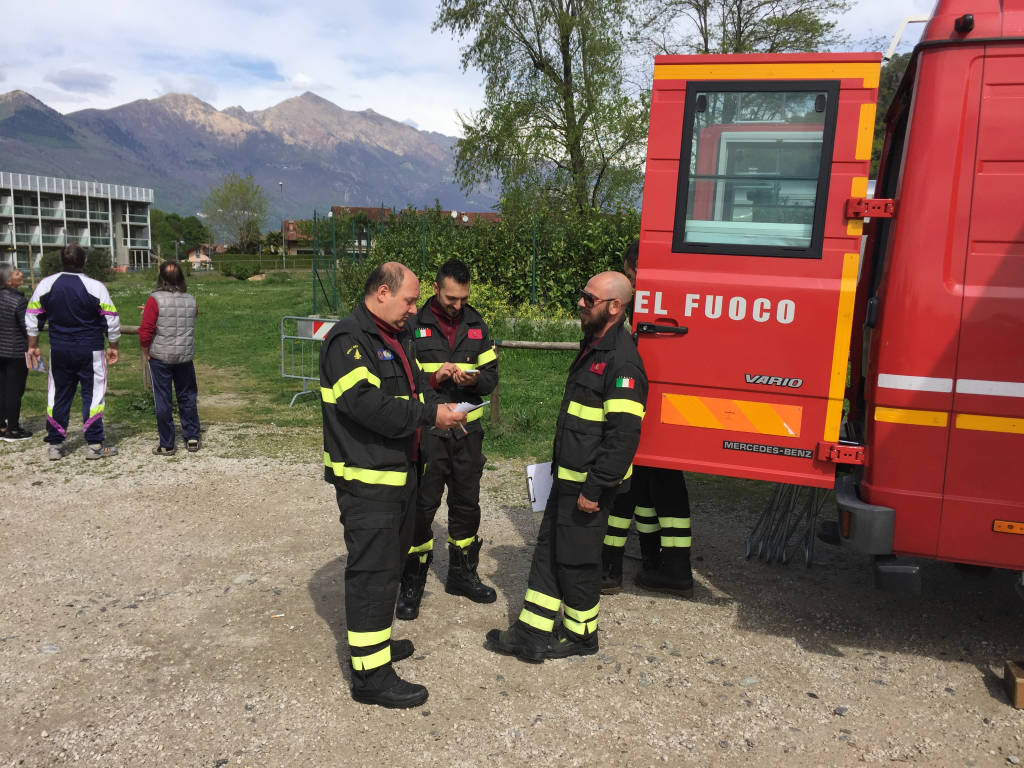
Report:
174,239,184,260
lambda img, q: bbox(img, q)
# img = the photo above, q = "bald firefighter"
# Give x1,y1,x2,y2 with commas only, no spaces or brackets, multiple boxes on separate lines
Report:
320,262,465,709
486,271,647,661
397,258,499,620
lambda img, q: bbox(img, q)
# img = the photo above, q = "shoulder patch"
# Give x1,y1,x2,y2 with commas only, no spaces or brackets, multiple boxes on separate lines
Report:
590,362,607,375
414,328,432,338
376,348,395,361
346,345,362,360
615,376,636,389
468,328,483,340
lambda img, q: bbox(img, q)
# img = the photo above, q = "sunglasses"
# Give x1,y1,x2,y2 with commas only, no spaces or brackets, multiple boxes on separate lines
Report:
578,289,615,308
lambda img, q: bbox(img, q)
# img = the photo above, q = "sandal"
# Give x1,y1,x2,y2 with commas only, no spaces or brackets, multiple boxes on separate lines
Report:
153,445,177,456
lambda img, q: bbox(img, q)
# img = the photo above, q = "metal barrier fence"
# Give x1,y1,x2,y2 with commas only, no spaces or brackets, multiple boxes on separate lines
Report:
280,315,337,406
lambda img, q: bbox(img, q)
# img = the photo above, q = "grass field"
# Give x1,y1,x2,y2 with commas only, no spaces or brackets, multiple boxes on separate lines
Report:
20,270,577,460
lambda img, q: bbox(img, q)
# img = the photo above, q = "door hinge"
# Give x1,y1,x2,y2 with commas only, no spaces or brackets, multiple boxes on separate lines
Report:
816,441,866,465
845,197,895,219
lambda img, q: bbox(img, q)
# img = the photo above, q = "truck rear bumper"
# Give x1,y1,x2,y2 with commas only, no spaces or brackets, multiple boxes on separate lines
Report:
835,474,894,555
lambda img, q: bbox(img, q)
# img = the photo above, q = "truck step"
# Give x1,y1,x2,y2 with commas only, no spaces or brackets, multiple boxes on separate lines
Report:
872,555,921,593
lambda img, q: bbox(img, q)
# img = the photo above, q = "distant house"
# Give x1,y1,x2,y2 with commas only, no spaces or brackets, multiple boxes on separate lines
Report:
281,219,313,257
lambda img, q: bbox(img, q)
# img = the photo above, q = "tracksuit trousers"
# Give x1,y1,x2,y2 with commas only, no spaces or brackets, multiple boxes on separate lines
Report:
516,480,616,641
45,348,107,445
148,357,201,449
336,473,417,683
409,429,485,559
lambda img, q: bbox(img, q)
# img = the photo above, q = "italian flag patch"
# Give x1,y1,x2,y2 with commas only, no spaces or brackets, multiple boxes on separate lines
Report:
615,376,636,389
415,328,432,338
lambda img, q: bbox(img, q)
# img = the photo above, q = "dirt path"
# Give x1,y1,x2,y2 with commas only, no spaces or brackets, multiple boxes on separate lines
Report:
1,425,1022,767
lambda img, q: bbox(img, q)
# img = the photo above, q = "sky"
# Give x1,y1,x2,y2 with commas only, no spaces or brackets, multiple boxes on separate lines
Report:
3,0,936,137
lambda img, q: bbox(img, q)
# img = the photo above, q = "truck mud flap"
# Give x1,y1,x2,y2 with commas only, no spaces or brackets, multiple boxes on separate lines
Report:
834,474,895,555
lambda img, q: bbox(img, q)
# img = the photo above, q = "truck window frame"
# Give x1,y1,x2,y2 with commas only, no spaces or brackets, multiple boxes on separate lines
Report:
671,80,841,260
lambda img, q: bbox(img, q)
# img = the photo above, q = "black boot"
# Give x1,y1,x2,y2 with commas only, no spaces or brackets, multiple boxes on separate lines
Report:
351,665,428,709
544,624,599,659
484,624,549,663
636,548,694,598
600,545,623,594
445,538,497,603
396,552,432,621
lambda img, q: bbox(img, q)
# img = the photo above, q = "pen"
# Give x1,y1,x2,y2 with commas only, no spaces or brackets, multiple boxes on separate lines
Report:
458,421,468,435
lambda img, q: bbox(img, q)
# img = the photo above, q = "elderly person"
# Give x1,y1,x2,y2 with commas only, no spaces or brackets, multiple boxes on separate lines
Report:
139,261,201,455
0,263,32,441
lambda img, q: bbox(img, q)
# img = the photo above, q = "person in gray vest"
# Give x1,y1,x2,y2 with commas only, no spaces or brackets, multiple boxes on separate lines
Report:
139,261,201,455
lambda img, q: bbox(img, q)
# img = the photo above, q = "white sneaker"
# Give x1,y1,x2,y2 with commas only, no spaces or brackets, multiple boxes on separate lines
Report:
48,445,66,461
86,443,118,460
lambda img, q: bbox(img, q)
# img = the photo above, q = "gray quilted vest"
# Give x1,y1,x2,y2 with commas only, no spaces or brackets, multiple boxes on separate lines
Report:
149,291,196,364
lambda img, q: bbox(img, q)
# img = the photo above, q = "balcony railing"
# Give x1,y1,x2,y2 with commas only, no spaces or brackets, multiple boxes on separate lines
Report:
0,232,11,245
129,238,150,247
91,236,111,246
14,205,38,216
41,233,65,245
66,235,90,246
39,207,62,218
0,204,12,215
89,211,109,221
65,209,88,220
123,214,149,224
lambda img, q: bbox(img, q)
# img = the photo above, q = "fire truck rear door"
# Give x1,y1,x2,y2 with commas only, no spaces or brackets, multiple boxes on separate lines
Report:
634,53,881,488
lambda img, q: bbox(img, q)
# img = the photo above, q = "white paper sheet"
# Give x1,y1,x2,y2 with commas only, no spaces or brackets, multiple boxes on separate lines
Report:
525,461,552,513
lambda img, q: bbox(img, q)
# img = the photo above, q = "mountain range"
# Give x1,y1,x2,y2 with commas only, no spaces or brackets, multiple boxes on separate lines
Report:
0,90,497,224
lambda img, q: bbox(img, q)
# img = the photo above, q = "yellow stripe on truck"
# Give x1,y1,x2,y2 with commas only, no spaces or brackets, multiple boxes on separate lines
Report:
824,252,860,442
661,393,803,438
653,62,879,88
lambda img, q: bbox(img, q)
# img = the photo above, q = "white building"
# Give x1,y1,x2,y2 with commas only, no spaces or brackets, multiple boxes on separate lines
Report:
0,171,154,272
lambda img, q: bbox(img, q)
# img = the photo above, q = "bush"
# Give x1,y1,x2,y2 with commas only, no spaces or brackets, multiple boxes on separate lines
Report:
222,262,262,280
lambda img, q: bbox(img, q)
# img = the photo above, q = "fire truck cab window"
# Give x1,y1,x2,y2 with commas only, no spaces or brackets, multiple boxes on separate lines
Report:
672,84,838,258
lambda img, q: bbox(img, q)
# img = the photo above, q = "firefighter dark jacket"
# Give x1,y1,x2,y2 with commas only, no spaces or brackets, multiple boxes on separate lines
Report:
553,319,648,502
409,298,498,438
319,302,440,501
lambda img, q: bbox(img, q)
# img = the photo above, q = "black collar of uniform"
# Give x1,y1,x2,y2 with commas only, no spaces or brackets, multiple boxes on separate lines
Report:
355,301,410,343
582,319,628,352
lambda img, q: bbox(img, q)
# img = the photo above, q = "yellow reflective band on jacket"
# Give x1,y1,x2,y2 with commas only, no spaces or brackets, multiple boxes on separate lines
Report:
557,466,588,483
636,521,661,533
603,534,627,547
89,404,104,418
567,400,604,422
607,514,631,529
634,505,657,519
99,302,118,314
519,608,555,632
659,517,691,528
323,453,408,486
604,398,645,419
661,535,692,548
455,362,477,371
418,392,425,403
477,347,497,366
448,534,475,549
28,301,42,310
395,394,410,400
321,366,382,403
348,627,392,647
622,464,633,482
419,362,443,373
466,408,484,423
524,588,561,612
408,539,433,555
351,646,391,671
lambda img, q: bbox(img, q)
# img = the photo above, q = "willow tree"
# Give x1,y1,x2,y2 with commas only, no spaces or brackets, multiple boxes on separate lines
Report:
435,0,649,215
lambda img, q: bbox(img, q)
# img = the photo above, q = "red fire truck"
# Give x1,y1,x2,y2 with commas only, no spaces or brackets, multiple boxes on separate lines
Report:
632,0,1024,590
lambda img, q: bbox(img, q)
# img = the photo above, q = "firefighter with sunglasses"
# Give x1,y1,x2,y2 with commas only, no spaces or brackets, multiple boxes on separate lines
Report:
486,271,647,661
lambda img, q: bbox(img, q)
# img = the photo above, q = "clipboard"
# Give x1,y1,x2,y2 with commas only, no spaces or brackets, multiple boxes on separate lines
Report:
525,461,552,512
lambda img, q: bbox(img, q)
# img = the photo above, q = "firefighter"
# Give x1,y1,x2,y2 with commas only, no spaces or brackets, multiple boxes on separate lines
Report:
396,258,499,620
600,241,694,597
486,271,646,662
319,262,466,709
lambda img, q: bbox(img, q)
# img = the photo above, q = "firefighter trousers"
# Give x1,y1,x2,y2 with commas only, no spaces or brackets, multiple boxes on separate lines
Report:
516,481,616,640
412,429,485,552
335,473,416,676
604,466,691,555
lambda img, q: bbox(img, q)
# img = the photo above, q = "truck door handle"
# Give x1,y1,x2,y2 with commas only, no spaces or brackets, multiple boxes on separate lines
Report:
636,322,688,335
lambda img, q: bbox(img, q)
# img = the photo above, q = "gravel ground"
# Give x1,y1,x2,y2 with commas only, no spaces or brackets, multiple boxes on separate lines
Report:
1,423,1022,768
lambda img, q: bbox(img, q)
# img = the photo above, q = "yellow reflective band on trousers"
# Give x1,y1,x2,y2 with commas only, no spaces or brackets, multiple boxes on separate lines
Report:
567,401,605,422
519,608,555,632
323,453,407,486
604,534,627,547
408,539,433,555
607,514,631,529
321,366,382,403
604,398,645,419
563,603,599,636
477,347,497,366
348,627,391,647
634,506,656,519
661,535,692,548
636,521,661,533
351,646,391,671
659,517,691,528
557,466,588,483
448,534,475,549
524,588,561,612
466,408,484,423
